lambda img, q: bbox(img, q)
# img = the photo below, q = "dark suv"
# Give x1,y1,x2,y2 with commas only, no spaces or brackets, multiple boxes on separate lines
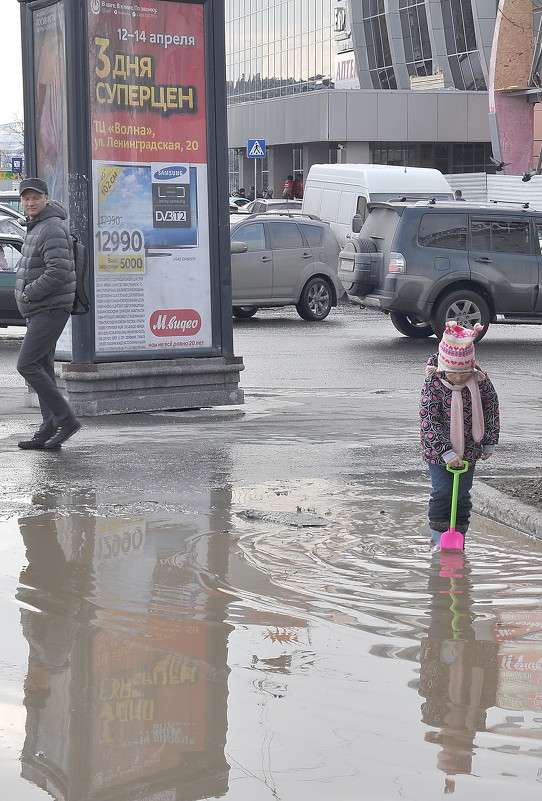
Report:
338,200,542,339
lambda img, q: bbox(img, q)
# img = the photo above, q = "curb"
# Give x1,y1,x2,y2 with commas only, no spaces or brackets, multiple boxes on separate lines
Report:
472,480,542,540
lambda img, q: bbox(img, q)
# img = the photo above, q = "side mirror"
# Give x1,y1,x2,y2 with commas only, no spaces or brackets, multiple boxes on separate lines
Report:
352,213,363,234
230,240,248,254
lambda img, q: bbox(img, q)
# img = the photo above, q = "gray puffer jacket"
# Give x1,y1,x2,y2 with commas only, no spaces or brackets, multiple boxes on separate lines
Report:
15,201,75,318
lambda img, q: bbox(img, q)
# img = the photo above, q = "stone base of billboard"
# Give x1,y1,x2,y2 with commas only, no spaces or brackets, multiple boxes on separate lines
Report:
57,356,244,416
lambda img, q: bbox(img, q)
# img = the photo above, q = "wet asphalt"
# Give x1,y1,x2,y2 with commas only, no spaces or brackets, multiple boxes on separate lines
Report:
0,303,541,526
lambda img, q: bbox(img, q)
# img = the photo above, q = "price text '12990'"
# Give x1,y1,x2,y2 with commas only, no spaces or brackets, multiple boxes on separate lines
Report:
96,228,146,274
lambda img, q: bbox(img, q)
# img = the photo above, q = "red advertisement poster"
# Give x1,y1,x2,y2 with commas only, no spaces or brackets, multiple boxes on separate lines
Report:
88,1,207,162
86,1,213,356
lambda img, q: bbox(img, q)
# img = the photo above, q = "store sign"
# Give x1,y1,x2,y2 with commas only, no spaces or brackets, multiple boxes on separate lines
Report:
335,51,359,90
87,1,212,356
335,0,353,54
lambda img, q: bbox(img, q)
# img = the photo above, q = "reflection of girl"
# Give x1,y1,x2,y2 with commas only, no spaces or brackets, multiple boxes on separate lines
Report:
418,554,498,793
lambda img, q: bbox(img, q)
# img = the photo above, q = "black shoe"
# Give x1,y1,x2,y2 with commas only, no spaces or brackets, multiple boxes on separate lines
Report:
18,435,51,450
43,420,81,449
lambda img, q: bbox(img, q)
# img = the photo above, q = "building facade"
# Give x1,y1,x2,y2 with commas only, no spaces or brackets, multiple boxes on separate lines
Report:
226,0,498,195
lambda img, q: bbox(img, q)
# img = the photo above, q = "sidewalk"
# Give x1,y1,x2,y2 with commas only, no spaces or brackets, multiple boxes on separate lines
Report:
1,329,541,543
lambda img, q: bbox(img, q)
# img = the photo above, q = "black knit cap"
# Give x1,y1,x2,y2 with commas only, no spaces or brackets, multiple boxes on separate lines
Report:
19,178,49,195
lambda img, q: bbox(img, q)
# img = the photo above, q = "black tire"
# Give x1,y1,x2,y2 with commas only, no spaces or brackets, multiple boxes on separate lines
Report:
296,276,333,321
390,311,434,339
430,289,490,341
233,306,258,319
355,238,377,253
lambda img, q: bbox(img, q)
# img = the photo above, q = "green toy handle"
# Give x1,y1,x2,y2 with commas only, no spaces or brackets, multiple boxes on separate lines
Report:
446,462,469,530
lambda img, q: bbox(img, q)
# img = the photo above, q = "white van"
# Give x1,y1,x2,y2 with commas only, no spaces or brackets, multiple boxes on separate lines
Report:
302,164,454,247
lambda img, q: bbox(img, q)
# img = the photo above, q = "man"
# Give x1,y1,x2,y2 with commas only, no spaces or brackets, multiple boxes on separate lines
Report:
15,178,81,450
454,189,466,201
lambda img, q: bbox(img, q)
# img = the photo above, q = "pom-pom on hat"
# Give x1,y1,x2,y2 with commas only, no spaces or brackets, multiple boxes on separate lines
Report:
438,320,483,373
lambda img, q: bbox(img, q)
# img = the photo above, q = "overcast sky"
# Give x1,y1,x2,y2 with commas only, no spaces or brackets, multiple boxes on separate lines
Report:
1,4,24,124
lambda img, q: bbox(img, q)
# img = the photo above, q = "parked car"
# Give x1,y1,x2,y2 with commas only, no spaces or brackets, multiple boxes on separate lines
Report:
0,191,23,215
302,163,453,247
338,199,542,339
229,196,251,208
240,198,303,215
0,214,25,238
0,204,25,225
0,233,24,327
230,213,342,320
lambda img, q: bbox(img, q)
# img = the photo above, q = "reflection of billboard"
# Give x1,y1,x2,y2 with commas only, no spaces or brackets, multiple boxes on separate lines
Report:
18,495,231,800
493,611,542,714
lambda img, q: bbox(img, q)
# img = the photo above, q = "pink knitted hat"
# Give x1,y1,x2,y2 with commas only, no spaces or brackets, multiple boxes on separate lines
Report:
438,320,483,373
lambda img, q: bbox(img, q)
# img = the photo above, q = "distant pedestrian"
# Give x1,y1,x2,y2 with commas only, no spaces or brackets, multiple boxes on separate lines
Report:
420,321,499,552
293,173,304,199
265,188,273,198
15,178,81,450
281,175,294,199
247,185,256,201
237,188,246,198
454,189,466,201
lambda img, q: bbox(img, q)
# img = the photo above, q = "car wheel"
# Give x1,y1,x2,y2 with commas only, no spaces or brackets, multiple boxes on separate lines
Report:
390,312,434,339
233,306,258,319
296,276,333,321
356,238,377,253
431,289,490,341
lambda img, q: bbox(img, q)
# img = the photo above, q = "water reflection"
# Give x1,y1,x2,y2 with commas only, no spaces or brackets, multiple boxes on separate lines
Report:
17,491,233,800
419,552,498,793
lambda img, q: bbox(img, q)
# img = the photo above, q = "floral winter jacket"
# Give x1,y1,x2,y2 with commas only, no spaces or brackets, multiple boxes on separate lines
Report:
420,354,500,465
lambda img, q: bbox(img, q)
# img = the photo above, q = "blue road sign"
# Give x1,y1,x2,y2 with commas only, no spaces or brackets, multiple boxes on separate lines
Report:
246,139,266,158
11,157,23,175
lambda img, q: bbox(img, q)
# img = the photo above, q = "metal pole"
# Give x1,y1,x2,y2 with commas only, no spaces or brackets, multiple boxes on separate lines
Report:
254,158,257,199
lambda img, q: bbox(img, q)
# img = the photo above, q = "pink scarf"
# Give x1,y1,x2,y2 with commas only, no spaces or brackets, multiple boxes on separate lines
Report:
442,374,484,458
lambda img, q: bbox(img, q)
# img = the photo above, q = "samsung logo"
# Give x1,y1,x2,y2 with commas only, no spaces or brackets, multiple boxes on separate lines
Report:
153,166,187,180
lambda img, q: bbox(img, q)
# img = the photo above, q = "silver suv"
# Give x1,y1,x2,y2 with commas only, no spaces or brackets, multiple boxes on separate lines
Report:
230,213,342,321
338,200,542,339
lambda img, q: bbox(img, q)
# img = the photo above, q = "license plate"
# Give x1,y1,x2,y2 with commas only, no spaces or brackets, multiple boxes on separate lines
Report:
340,259,354,272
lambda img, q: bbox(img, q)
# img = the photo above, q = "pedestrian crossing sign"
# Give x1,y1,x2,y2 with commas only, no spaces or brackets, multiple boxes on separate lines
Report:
246,139,266,158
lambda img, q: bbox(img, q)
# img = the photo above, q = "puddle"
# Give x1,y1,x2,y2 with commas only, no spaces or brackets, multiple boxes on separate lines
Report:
1,480,542,799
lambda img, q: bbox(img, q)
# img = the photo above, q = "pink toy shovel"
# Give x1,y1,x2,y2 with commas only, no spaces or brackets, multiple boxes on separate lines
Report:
440,462,469,550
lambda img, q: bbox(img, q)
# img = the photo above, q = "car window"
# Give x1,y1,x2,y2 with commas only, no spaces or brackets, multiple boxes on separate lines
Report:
356,196,367,219
0,218,23,237
418,213,467,250
299,223,323,247
471,219,530,254
0,243,20,272
232,223,266,251
268,221,304,249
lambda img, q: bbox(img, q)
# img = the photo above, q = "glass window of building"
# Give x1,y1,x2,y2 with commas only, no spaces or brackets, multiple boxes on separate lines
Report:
362,0,398,89
399,0,433,77
441,0,486,89
225,0,337,105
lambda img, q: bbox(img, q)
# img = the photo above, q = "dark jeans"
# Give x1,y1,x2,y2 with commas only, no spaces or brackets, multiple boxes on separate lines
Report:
428,462,475,534
17,309,75,434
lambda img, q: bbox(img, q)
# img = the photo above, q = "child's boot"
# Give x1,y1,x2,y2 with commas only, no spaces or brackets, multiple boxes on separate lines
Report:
429,529,442,552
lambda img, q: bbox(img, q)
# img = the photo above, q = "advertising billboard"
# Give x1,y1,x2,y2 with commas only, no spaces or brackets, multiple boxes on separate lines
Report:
87,1,213,356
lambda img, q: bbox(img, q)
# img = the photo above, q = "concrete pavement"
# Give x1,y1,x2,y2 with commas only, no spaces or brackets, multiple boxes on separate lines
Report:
1,324,541,544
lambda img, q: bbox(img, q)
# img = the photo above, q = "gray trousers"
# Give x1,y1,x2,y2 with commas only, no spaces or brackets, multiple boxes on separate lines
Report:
17,309,75,434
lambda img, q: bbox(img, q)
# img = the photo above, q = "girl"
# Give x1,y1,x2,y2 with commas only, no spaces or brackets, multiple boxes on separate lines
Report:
420,321,500,551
